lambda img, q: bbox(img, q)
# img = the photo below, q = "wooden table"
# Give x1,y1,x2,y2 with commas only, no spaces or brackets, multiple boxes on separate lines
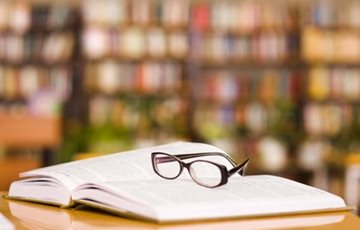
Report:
0,114,61,165
1,192,360,230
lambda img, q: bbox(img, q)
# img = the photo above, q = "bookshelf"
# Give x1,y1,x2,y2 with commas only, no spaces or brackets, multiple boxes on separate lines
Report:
298,0,360,192
188,0,304,176
0,1,78,165
77,0,191,156
301,1,360,147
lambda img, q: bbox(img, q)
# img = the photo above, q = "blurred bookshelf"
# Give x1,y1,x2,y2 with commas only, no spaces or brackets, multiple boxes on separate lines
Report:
188,0,304,178
1,0,360,199
299,0,360,194
0,0,78,189
76,0,191,159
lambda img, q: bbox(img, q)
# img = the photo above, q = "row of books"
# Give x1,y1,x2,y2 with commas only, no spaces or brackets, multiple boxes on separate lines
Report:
0,90,66,117
0,103,28,116
304,0,360,28
194,0,360,32
84,61,183,94
31,4,77,30
82,0,189,28
0,1,77,33
197,69,301,104
0,32,74,63
0,0,30,33
195,32,298,64
191,1,296,33
304,103,353,136
302,27,360,63
193,102,289,139
88,95,187,133
0,65,72,100
83,27,188,60
307,67,360,102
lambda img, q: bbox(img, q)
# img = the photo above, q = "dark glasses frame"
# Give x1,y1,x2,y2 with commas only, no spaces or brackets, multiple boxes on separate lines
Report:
151,151,250,188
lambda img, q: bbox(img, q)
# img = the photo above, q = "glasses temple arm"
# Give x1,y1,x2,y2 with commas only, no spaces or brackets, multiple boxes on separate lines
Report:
175,152,237,166
228,158,250,177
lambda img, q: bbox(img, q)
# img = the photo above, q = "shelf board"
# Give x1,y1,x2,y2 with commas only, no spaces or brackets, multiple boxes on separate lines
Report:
0,114,61,148
197,60,304,69
0,59,73,67
83,55,187,63
192,27,300,36
303,60,360,67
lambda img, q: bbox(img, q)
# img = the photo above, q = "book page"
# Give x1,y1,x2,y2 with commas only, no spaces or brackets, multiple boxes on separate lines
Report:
0,213,14,230
80,175,346,221
19,142,228,191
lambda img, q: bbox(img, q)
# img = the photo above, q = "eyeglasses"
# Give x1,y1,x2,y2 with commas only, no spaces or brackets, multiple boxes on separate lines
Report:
151,151,250,188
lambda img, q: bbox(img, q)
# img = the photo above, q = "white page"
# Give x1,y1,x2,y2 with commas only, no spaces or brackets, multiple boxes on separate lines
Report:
85,175,346,221
0,213,14,230
19,142,229,191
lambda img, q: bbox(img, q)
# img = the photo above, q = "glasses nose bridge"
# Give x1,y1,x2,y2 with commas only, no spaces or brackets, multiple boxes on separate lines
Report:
181,161,193,174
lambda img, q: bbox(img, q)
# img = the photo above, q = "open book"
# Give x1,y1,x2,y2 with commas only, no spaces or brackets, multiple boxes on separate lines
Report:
7,142,349,222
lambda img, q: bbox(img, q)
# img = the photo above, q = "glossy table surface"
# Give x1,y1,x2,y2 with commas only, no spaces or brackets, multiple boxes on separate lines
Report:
1,192,360,230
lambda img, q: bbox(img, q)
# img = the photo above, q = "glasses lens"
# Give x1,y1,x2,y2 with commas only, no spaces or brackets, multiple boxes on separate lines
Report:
153,153,181,179
189,161,222,188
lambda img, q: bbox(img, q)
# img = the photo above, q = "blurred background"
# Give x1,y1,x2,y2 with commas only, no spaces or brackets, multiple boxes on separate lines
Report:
0,0,360,211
